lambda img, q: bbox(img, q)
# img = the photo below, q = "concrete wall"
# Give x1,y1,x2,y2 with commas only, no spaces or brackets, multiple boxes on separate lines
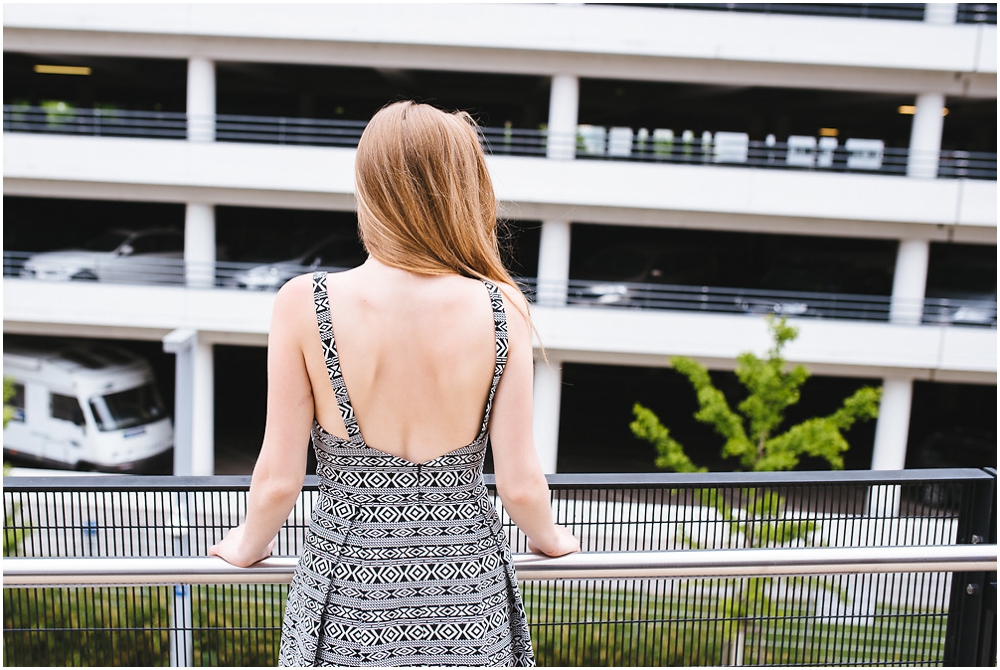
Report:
4,4,996,95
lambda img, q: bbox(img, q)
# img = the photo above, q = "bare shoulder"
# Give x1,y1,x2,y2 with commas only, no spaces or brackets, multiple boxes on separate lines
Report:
277,267,361,302
275,273,314,305
270,274,317,333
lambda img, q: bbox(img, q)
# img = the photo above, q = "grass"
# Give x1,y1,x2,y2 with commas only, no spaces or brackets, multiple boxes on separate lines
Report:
3,585,286,667
521,579,948,667
4,580,948,667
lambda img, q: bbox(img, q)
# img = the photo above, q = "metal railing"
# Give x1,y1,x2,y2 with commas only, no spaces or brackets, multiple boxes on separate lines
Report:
5,545,996,586
3,106,188,139
957,3,999,24
5,250,996,328
216,113,367,148
5,105,996,180
538,276,997,327
3,469,997,666
608,3,928,21
604,3,997,24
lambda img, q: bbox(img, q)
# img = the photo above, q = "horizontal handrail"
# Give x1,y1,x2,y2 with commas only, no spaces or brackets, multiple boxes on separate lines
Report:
632,3,996,25
629,4,919,22
5,106,996,180
5,251,996,327
4,467,994,491
4,545,996,587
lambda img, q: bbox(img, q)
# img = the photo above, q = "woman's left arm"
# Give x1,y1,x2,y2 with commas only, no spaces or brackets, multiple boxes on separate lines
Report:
209,276,315,567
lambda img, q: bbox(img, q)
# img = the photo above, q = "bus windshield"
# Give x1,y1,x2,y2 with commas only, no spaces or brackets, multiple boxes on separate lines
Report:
89,384,167,432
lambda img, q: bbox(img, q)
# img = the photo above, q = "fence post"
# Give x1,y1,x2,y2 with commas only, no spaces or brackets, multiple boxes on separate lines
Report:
975,468,997,666
943,468,996,666
170,493,194,667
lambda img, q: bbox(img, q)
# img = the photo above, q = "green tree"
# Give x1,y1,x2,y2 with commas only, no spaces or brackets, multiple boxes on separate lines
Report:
630,316,880,665
631,315,881,474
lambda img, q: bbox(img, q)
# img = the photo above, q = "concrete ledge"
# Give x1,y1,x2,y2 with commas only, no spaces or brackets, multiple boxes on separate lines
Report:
4,134,996,242
4,279,995,382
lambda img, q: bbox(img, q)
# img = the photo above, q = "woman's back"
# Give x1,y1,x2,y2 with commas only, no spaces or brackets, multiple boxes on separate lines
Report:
278,267,535,667
301,259,500,464
209,101,577,668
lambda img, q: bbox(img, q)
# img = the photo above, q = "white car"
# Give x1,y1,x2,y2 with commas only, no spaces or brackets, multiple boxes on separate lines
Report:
228,232,366,290
21,228,184,284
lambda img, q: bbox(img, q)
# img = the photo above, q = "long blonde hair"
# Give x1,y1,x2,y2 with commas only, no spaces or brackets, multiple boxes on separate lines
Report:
355,100,520,289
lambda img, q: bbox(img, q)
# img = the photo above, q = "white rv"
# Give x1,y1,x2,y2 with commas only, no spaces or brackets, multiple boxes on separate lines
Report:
3,341,173,472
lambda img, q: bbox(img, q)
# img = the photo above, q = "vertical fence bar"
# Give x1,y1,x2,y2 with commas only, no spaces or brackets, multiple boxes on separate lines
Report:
943,469,997,665
169,492,194,667
977,469,998,666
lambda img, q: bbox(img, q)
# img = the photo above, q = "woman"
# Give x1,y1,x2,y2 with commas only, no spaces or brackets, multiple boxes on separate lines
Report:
209,100,580,667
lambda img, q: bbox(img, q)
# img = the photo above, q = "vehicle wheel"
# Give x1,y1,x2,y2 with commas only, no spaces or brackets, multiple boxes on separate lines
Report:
70,271,98,281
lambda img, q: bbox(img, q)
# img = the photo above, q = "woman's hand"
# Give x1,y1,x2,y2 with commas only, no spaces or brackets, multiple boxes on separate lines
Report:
528,525,581,558
208,524,276,568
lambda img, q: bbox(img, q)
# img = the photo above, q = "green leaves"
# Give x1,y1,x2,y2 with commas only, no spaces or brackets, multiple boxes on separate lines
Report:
630,404,705,473
630,315,881,474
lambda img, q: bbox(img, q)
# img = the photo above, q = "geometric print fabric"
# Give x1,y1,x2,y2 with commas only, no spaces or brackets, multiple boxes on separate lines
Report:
278,272,534,666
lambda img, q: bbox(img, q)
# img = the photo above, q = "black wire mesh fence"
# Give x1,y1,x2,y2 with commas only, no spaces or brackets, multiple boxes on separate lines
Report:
3,469,996,666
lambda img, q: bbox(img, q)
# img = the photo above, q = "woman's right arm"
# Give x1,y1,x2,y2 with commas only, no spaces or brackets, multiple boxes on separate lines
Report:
489,287,579,558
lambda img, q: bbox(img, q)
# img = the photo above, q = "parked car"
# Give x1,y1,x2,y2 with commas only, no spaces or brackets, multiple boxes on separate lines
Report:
922,256,997,326
733,295,811,317
568,245,719,308
3,340,173,472
569,245,827,316
922,290,998,327
20,228,184,284
228,232,367,290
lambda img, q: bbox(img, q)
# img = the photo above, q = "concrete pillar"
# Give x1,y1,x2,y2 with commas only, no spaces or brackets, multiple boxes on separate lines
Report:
924,3,958,24
163,329,215,476
532,356,562,474
184,203,216,288
187,57,215,142
906,93,946,179
547,75,579,160
536,219,572,307
191,337,215,475
867,377,914,518
889,239,930,324
871,377,913,470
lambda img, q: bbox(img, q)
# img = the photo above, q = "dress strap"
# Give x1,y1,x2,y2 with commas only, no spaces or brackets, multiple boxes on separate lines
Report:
311,271,365,446
478,280,509,438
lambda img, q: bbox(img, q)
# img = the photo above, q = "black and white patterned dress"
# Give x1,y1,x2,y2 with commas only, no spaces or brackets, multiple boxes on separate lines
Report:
278,272,534,667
